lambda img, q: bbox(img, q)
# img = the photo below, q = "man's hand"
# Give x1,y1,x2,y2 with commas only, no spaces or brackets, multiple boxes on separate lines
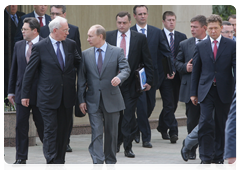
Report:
8,96,15,106
167,72,175,79
79,103,87,115
143,83,151,91
190,96,198,106
21,98,30,107
228,158,238,170
111,77,121,87
186,58,193,72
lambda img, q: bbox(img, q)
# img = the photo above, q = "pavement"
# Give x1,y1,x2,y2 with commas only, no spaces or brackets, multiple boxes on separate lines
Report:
4,126,230,170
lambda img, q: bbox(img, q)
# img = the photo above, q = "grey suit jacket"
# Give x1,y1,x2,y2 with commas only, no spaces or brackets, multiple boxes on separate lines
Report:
175,37,195,103
78,43,130,114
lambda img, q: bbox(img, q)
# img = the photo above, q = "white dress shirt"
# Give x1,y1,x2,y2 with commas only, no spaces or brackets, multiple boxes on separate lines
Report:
195,35,208,44
25,35,40,57
117,29,131,59
163,27,175,46
209,35,222,52
136,24,148,37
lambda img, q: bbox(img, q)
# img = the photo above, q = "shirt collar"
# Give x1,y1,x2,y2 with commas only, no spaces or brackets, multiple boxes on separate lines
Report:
136,24,147,32
34,10,45,19
5,9,17,18
95,42,107,53
164,27,175,36
210,35,222,44
49,35,58,45
117,29,131,38
195,35,208,43
26,35,40,45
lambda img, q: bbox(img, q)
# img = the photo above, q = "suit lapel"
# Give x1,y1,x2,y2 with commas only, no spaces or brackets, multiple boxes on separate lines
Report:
20,40,28,66
205,38,215,61
89,47,99,76
100,44,113,76
45,37,63,71
62,40,69,72
128,30,137,64
146,25,154,43
215,36,227,61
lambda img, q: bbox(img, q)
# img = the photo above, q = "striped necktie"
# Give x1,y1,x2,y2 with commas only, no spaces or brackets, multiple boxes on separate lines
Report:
169,33,174,58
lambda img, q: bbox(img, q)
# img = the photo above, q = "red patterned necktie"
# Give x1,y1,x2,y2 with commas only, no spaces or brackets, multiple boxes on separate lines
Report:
120,33,126,57
38,16,43,27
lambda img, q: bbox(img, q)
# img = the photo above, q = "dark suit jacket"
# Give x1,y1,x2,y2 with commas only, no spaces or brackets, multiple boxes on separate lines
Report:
175,37,195,103
191,36,236,103
131,25,172,88
21,37,81,109
15,11,51,42
106,29,154,98
40,23,82,55
8,37,44,105
224,89,236,159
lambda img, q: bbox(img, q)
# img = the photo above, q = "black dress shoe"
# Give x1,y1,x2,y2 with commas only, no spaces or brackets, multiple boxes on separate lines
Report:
170,134,178,143
14,159,26,164
142,142,152,148
107,165,116,170
66,144,72,152
92,164,102,170
196,161,211,169
181,140,189,162
117,144,121,153
189,150,196,160
212,160,224,164
161,132,170,140
134,133,140,143
124,149,135,158
56,165,67,170
45,163,56,170
216,162,226,169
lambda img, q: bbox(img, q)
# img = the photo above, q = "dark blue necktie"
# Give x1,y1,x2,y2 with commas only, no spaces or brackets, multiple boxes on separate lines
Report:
169,33,174,58
141,28,146,37
56,41,64,71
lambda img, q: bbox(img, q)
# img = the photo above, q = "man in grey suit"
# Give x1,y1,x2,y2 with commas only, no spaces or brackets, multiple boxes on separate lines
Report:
175,15,207,160
78,25,130,164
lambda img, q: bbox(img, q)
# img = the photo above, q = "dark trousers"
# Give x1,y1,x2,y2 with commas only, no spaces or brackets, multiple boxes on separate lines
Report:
136,86,156,142
15,103,44,160
120,89,138,151
198,85,230,162
171,71,181,113
39,104,73,164
185,101,200,134
157,78,178,136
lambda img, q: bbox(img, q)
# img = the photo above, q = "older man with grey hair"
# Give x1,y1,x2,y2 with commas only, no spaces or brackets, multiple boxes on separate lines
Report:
21,16,81,164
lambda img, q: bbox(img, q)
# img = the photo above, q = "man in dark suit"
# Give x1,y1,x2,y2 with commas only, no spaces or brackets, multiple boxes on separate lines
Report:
191,14,236,164
106,11,154,158
8,17,44,164
15,5,51,42
224,89,236,164
39,5,82,152
175,15,207,159
21,16,81,164
78,25,130,164
161,11,187,143
130,5,173,147
4,5,25,105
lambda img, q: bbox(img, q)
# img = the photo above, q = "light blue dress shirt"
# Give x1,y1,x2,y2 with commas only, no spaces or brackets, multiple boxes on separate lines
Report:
49,35,66,65
95,42,107,66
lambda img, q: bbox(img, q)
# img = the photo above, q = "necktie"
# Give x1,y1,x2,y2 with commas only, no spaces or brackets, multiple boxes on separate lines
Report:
26,41,33,63
56,41,64,70
141,28,146,37
120,33,126,57
213,40,218,82
97,49,103,74
12,15,18,27
38,17,43,27
169,33,174,58
197,39,202,44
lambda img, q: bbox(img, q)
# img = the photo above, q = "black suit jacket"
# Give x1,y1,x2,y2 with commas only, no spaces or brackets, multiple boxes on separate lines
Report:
8,37,44,105
191,36,236,103
106,29,154,98
131,25,172,87
15,11,51,42
21,37,81,109
40,23,82,55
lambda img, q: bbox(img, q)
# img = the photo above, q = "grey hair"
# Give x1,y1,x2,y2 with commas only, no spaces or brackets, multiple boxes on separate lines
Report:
48,16,67,33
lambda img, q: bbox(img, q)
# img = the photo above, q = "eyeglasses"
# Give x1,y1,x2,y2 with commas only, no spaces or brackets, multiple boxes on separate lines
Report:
221,31,235,34
21,28,30,32
50,12,62,16
58,28,70,33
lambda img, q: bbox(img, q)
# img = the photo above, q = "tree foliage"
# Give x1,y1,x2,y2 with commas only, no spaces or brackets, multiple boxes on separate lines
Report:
212,5,236,21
